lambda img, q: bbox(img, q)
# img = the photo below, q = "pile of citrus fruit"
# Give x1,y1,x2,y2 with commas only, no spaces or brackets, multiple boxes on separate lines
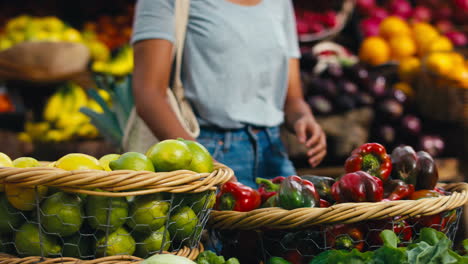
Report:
359,17,455,66
0,139,215,259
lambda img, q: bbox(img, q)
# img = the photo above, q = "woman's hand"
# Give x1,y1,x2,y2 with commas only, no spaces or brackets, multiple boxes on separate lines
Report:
285,58,327,168
293,115,327,167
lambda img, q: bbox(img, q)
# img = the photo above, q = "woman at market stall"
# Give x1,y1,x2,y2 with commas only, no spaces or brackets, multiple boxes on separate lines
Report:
131,0,327,187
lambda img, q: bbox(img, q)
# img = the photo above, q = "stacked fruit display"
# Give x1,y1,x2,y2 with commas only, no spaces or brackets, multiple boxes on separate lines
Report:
18,83,109,143
0,15,111,66
356,0,468,47
301,48,445,156
214,143,463,263
0,138,215,259
295,8,338,36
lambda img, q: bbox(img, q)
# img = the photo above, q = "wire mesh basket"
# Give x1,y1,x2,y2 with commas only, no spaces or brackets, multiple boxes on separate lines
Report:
209,183,468,264
0,161,233,263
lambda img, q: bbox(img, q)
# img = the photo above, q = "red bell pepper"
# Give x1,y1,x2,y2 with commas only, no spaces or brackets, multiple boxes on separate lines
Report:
368,218,413,247
408,189,446,230
215,181,261,212
256,176,284,203
345,143,392,182
331,171,384,203
409,189,441,200
383,179,415,201
320,199,331,208
326,224,365,251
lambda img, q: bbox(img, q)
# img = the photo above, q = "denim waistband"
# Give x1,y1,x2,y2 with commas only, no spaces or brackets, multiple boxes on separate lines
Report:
198,125,280,141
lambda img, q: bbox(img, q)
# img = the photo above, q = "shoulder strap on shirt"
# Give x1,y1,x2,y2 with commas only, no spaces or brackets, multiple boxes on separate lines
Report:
172,0,190,99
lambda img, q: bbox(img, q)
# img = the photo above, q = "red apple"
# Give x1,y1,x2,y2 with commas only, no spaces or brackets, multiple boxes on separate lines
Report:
389,0,413,19
435,20,454,33
309,22,325,33
454,0,468,11
371,7,389,22
360,17,381,37
445,31,468,46
357,0,376,15
412,6,432,22
296,19,310,35
321,11,337,28
303,11,320,24
433,5,452,21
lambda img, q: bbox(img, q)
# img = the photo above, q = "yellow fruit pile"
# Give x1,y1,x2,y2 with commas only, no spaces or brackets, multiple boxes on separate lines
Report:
0,15,111,64
91,44,133,76
359,17,453,67
18,83,110,143
0,146,214,259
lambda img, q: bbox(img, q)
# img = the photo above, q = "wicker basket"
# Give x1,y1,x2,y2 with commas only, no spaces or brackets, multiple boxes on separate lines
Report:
0,162,233,263
209,183,468,263
297,0,355,43
415,54,468,126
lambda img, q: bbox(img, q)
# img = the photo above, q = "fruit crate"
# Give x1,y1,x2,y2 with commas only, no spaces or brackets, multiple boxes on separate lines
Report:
0,161,233,263
208,182,468,264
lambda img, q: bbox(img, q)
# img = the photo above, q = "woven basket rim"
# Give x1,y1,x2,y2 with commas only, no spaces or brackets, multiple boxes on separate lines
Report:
0,162,233,196
0,242,204,263
209,182,468,230
298,0,355,43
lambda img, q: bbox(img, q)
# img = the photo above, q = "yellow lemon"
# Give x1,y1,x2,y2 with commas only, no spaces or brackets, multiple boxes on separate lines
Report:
389,36,416,60
5,184,48,211
98,154,121,171
13,157,40,168
379,16,411,39
359,36,390,66
424,36,453,55
62,28,82,42
0,153,13,192
398,56,421,82
55,153,103,171
425,52,454,76
41,16,64,32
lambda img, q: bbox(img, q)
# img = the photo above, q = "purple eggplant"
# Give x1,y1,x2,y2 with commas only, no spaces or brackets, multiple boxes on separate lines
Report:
354,92,375,107
419,135,445,158
307,95,333,115
391,145,418,185
378,99,404,121
401,115,422,136
334,94,356,112
415,151,439,190
369,76,387,98
377,125,396,146
338,80,359,95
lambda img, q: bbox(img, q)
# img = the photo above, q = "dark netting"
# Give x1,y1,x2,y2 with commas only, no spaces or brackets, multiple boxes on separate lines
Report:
0,184,215,260
214,207,464,264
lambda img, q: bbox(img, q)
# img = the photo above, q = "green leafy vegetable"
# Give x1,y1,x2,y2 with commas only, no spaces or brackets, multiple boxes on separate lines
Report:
196,250,240,264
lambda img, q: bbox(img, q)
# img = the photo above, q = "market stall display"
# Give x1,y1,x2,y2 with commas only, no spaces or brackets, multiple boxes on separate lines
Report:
0,139,233,263
209,143,468,263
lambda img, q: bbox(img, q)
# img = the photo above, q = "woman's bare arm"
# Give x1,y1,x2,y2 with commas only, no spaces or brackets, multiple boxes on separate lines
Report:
132,39,195,141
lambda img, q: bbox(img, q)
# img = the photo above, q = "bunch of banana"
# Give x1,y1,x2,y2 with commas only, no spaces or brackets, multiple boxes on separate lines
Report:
18,83,111,143
92,45,133,76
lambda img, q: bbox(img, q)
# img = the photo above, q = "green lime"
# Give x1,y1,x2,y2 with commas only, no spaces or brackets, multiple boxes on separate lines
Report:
146,140,193,172
14,223,62,257
62,233,93,258
179,191,216,215
41,192,83,237
168,206,198,242
179,139,214,173
99,154,121,171
95,227,135,257
127,193,169,233
109,152,154,172
135,226,171,258
0,194,24,234
12,157,40,168
86,193,129,232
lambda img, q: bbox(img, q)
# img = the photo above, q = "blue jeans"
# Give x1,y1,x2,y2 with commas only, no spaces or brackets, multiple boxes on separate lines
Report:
197,126,296,188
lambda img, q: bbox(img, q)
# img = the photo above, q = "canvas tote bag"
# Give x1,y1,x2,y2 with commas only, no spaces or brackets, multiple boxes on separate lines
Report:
122,0,199,153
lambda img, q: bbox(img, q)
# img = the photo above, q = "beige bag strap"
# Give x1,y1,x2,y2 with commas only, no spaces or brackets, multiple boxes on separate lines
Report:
172,0,190,100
